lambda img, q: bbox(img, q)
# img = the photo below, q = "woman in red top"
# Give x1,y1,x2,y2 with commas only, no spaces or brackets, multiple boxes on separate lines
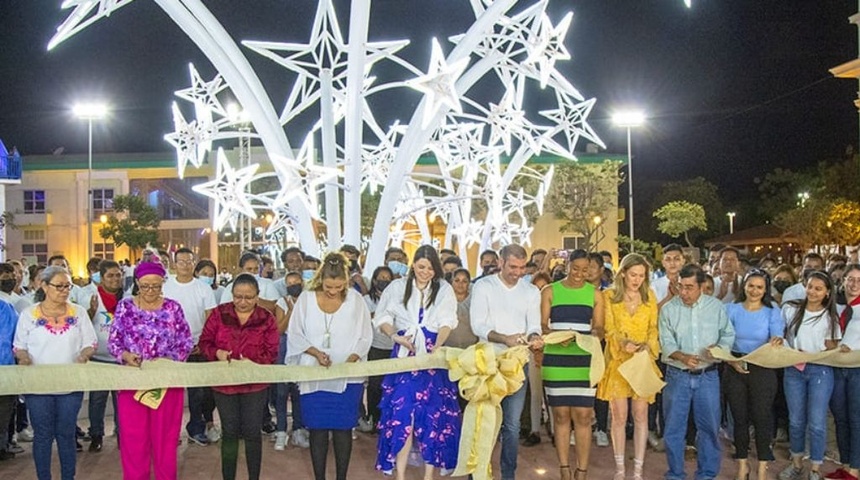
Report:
199,273,279,480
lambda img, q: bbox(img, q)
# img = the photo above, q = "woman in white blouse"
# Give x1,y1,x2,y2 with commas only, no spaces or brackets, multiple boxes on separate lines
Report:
287,253,372,480
13,266,97,480
831,264,860,480
773,271,841,480
374,245,460,480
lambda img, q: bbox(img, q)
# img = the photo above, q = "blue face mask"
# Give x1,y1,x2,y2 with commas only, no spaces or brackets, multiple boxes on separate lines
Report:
302,269,315,281
91,272,101,284
522,274,533,285
198,275,215,286
388,261,409,277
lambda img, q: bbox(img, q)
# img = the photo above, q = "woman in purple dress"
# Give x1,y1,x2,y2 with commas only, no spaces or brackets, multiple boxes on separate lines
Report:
374,245,460,480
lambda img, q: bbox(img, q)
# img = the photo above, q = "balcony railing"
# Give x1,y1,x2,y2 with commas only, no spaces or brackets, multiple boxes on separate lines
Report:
0,152,23,181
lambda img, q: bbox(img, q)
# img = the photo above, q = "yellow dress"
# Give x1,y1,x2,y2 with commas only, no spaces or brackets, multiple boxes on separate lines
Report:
596,288,661,403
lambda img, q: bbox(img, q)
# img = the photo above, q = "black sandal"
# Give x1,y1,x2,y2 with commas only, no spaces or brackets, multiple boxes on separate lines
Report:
574,468,587,480
559,465,571,480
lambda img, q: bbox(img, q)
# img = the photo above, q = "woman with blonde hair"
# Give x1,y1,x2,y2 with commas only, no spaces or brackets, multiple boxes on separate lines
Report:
596,253,660,480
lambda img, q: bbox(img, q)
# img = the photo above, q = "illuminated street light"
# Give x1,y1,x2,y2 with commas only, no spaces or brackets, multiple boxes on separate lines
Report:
74,102,108,261
797,191,810,207
612,110,645,252
99,214,108,258
727,212,736,235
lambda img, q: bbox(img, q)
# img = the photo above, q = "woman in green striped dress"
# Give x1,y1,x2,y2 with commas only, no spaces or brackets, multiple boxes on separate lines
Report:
540,249,605,480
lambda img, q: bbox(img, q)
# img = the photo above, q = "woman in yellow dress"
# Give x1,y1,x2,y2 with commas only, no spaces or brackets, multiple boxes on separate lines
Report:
597,253,661,480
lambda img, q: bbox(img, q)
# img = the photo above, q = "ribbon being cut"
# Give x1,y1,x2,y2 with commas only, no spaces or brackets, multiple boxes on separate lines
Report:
709,343,860,369
0,331,672,479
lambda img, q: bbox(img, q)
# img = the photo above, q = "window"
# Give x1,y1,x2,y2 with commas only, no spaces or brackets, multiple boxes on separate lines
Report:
22,244,48,264
92,189,114,214
94,242,115,260
23,190,45,214
562,235,585,251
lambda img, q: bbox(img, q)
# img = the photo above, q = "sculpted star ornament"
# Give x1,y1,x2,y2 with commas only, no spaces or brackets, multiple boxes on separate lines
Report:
525,12,572,88
407,38,470,127
192,148,258,231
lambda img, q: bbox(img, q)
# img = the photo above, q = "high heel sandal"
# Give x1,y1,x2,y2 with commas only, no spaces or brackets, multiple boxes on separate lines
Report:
559,464,571,480
574,468,587,480
613,471,625,480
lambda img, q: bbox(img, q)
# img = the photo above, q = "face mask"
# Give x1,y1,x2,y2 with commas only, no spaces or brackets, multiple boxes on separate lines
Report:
286,284,303,298
198,275,215,286
552,270,566,282
375,280,391,292
773,280,791,294
388,261,408,277
349,259,359,273
91,272,101,284
0,279,15,293
264,271,274,279
522,274,533,284
483,265,499,276
302,270,315,281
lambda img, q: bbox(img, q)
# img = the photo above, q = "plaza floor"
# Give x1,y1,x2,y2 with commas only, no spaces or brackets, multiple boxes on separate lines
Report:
0,409,841,479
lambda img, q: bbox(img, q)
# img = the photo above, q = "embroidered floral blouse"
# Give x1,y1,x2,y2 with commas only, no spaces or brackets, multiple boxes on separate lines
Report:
108,297,193,363
13,302,98,365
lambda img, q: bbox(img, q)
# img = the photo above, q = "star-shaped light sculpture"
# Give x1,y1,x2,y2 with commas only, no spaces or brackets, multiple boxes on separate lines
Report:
163,102,215,179
487,87,527,154
268,134,341,220
540,93,603,159
407,38,470,127
525,12,572,88
192,148,259,231
48,0,136,50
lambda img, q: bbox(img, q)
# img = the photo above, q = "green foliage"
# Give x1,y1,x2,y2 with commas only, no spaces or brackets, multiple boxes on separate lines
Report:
651,177,724,239
616,234,657,258
99,195,161,259
545,160,622,251
755,167,819,221
776,197,860,249
653,201,707,247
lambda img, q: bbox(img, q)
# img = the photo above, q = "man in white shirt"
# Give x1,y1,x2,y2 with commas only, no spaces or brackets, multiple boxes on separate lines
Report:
781,253,825,304
162,248,218,445
219,252,280,311
714,247,742,304
47,255,93,310
470,244,543,480
653,244,685,307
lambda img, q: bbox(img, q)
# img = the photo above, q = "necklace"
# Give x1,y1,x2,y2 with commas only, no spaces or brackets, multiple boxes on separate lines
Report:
322,313,333,348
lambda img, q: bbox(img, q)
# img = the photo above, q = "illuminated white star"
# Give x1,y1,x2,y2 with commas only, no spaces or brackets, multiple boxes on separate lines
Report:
192,148,259,231
525,12,572,88
48,0,136,50
269,134,341,220
407,38,470,127
163,102,215,179
540,94,603,159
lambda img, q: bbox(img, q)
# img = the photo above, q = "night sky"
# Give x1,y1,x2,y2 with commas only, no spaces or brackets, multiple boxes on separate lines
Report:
1,1,858,230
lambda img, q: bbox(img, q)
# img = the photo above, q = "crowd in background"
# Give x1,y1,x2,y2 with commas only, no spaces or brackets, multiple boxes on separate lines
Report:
0,240,859,480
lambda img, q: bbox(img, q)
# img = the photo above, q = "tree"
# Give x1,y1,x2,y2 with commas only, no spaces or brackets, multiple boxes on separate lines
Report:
653,201,707,248
755,167,819,222
616,234,657,258
99,195,161,260
774,197,829,250
824,199,860,247
546,160,622,252
650,177,724,239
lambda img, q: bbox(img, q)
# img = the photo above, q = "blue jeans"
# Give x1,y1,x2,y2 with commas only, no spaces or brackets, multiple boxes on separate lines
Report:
87,390,118,437
831,367,851,466
275,383,302,432
784,364,834,464
27,392,84,480
500,366,528,480
845,368,860,469
186,352,215,437
662,367,721,480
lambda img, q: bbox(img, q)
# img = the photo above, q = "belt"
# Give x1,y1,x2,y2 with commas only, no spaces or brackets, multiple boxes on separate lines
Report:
671,364,718,376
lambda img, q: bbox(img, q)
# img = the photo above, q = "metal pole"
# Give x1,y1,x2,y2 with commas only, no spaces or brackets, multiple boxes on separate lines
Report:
626,127,634,252
87,118,93,261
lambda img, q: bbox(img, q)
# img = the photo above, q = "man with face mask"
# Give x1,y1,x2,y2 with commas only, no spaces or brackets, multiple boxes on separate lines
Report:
273,271,310,450
0,264,20,307
478,249,500,278
219,252,280,312
384,247,409,279
162,248,218,445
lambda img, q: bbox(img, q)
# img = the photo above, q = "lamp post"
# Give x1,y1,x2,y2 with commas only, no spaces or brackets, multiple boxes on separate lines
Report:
727,212,736,235
797,191,810,207
612,110,645,252
73,103,108,261
99,214,108,258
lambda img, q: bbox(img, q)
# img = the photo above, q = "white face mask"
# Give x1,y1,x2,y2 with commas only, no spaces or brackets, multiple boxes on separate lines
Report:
198,275,215,286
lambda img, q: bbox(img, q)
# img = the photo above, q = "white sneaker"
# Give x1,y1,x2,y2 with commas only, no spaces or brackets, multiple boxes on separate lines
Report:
205,425,221,443
352,428,358,440
17,427,33,443
594,430,609,447
648,431,665,452
357,416,374,433
569,432,576,446
274,431,288,451
290,428,310,449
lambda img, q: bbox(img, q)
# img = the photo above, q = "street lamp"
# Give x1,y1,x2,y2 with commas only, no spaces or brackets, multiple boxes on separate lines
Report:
74,102,108,261
797,191,810,207
612,110,645,252
99,214,108,258
727,212,736,235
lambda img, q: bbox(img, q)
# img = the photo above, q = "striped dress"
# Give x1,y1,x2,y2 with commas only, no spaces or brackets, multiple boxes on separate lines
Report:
542,281,596,407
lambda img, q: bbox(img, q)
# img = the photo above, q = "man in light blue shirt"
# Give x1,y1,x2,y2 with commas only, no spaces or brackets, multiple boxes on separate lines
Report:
659,264,735,480
0,298,19,460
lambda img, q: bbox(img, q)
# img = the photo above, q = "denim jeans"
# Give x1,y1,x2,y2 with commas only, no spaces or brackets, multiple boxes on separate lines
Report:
784,364,834,464
186,352,215,437
500,366,528,480
27,392,84,480
662,367,721,480
831,367,851,466
845,368,860,469
87,390,118,437
275,383,302,432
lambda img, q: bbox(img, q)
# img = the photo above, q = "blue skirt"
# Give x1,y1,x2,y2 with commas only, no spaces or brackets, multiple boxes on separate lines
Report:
300,383,363,430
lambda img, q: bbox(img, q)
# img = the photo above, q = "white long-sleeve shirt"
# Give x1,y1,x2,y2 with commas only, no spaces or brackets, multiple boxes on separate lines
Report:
470,274,541,352
286,289,372,394
373,278,458,334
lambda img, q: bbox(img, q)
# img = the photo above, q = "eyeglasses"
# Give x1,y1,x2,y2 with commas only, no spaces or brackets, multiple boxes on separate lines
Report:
47,283,73,291
233,294,258,301
138,284,162,291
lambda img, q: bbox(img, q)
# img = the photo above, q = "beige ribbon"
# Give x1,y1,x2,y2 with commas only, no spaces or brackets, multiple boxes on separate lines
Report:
709,345,860,369
617,350,665,399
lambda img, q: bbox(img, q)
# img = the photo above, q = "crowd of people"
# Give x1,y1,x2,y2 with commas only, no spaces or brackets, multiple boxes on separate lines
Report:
0,241,859,480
